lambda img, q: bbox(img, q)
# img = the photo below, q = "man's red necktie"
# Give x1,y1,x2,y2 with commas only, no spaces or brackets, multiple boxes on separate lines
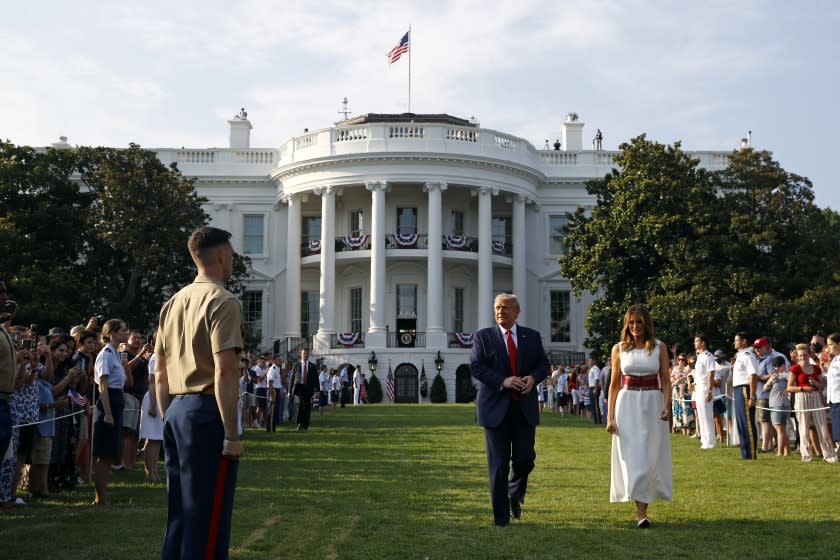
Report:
506,330,520,400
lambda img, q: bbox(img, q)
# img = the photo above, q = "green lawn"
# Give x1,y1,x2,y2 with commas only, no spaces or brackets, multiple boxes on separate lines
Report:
1,405,838,559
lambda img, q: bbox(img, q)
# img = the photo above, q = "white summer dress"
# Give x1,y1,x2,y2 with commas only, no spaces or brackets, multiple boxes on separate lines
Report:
610,341,672,503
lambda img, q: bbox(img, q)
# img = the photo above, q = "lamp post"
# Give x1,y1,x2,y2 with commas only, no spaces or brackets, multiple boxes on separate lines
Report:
434,350,444,373
368,351,378,374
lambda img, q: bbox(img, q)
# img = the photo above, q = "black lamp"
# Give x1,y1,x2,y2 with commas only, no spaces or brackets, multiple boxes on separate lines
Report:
368,351,378,373
434,351,444,372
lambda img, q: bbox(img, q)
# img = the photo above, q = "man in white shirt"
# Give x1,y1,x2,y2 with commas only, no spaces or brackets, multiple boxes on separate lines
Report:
587,356,602,424
825,333,840,446
732,332,760,460
353,365,362,405
251,355,269,428
693,334,716,449
265,357,283,432
318,364,330,417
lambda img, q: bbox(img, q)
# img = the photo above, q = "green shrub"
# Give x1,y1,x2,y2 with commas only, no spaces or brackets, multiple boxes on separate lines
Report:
367,373,383,403
430,373,447,403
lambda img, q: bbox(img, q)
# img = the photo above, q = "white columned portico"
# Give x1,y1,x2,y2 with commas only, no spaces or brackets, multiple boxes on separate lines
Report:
366,181,388,347
476,187,497,329
283,193,302,338
512,195,527,325
424,181,447,348
314,186,336,352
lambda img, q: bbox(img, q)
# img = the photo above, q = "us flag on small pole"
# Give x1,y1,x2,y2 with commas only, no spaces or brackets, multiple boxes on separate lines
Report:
387,31,410,64
386,361,395,402
67,388,88,407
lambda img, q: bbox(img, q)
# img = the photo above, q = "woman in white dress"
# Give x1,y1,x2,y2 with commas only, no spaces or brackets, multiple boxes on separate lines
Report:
606,304,672,528
139,352,164,482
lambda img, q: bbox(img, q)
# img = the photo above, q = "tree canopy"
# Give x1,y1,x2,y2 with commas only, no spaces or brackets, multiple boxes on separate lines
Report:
561,135,839,358
1,141,251,332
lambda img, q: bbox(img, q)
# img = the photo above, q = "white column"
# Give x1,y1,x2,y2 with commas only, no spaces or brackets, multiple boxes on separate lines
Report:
477,187,496,328
366,181,387,347
314,186,336,352
283,194,301,338
512,195,527,325
424,181,447,348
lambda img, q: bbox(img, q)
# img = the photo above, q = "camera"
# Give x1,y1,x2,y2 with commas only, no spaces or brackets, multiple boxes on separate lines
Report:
811,342,823,353
22,339,35,350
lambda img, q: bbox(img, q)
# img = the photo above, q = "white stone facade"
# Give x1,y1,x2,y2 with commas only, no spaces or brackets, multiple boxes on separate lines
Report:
152,112,731,402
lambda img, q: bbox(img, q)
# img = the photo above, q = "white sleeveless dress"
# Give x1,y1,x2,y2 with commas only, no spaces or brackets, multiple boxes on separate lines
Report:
610,341,672,503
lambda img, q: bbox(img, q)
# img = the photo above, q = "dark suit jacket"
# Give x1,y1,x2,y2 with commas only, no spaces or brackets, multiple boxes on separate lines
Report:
470,324,550,428
291,360,318,397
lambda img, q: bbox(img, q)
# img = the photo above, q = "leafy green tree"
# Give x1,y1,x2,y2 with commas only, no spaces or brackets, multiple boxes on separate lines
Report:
561,137,839,356
430,373,447,403
561,135,720,356
0,141,94,327
367,373,383,403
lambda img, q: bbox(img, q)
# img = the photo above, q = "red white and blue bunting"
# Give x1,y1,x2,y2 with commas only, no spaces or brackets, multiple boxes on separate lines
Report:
454,332,474,347
308,239,321,253
343,234,369,249
492,240,505,254
394,232,419,247
336,332,360,346
444,235,468,249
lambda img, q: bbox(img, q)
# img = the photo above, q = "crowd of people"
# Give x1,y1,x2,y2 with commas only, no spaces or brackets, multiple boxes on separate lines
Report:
238,353,371,433
535,330,840,463
0,281,378,510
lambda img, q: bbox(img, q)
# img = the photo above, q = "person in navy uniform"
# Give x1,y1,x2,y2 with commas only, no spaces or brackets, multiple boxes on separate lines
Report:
470,293,550,527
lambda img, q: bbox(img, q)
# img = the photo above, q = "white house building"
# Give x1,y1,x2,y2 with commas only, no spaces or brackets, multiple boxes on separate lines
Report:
150,110,732,402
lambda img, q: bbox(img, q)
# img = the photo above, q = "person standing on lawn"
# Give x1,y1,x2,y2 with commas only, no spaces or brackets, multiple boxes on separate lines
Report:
470,293,550,527
155,226,245,559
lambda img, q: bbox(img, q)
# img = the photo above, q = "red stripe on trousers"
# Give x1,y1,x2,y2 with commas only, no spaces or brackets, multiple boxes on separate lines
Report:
205,456,229,560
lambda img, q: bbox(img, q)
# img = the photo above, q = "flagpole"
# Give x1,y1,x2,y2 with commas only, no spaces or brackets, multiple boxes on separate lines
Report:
407,25,412,113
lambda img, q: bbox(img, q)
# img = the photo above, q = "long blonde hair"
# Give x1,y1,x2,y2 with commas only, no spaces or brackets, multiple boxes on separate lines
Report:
619,304,656,354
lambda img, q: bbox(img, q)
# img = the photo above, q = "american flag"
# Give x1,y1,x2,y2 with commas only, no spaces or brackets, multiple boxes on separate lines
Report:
387,31,410,64
386,362,395,402
67,388,87,407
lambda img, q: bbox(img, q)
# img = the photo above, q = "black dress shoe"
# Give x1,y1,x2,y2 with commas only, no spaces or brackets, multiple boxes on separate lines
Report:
509,495,521,520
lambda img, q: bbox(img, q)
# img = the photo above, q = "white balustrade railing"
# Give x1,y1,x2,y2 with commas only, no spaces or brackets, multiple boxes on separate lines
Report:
446,128,478,142
389,126,424,139
494,134,517,151
177,150,216,164
295,133,318,149
234,150,274,164
335,127,368,142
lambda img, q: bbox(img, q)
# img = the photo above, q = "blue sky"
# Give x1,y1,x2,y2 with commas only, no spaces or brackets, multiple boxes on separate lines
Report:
2,1,838,208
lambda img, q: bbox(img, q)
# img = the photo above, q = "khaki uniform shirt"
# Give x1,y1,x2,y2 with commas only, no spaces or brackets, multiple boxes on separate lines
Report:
0,325,16,399
155,275,244,395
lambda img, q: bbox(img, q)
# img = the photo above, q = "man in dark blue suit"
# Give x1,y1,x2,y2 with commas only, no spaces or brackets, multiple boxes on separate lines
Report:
470,293,550,527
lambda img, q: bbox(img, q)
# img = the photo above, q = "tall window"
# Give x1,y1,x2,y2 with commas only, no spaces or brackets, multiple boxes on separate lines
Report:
301,291,319,339
302,216,321,244
550,291,571,343
397,207,417,234
349,287,362,333
242,290,262,335
350,209,364,235
452,287,464,332
396,284,417,318
450,210,464,235
549,215,569,255
492,216,511,246
243,214,264,255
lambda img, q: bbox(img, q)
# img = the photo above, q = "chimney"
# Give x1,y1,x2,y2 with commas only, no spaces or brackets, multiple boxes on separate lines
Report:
561,112,584,151
228,108,252,149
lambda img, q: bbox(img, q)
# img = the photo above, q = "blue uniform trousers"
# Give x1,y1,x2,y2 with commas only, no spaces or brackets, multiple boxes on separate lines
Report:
733,385,758,460
162,394,239,560
484,402,535,526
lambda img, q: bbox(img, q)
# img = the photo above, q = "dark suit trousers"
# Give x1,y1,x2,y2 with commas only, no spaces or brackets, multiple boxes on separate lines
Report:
484,401,536,525
296,387,312,429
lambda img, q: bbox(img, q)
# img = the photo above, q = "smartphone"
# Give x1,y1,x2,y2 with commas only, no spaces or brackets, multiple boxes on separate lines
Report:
30,324,38,335
37,335,46,346
22,339,35,350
